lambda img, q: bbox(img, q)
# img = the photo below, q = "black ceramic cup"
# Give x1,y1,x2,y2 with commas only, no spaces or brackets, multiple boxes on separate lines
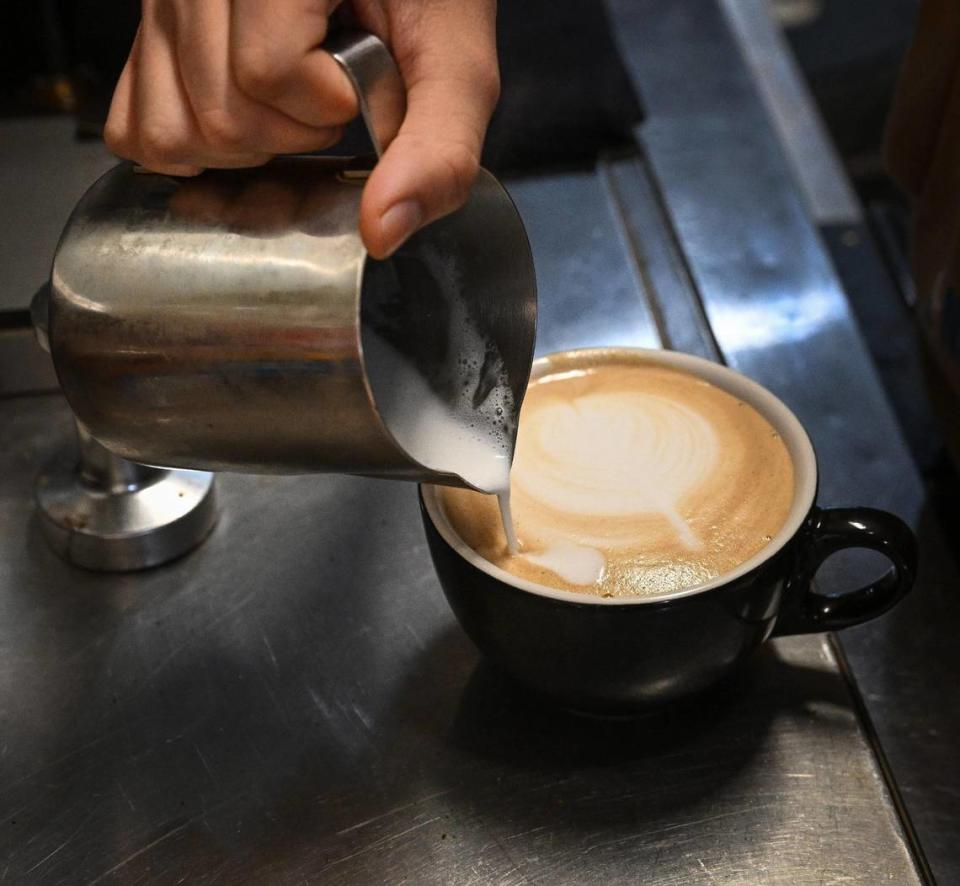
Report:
420,348,918,714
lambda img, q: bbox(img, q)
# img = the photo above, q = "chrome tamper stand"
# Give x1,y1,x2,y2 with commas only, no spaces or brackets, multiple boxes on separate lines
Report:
31,287,218,571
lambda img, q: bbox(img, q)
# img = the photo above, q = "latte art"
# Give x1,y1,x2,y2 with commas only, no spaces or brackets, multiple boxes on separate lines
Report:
514,388,719,550
439,354,795,599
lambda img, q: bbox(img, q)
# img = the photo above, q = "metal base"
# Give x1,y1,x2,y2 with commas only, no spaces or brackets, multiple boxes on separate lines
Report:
35,448,217,572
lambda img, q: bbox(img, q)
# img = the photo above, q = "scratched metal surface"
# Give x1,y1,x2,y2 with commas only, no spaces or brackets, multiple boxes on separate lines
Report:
0,158,921,882
0,394,920,885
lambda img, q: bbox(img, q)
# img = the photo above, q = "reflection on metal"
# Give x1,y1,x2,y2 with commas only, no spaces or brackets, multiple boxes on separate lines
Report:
599,154,719,360
506,171,660,356
328,30,406,158
35,420,218,572
706,288,846,352
607,0,923,519
50,160,534,486
769,0,824,29
718,0,860,225
30,282,219,572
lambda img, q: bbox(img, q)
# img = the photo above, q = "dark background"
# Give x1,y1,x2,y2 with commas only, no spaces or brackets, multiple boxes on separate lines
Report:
0,0,918,182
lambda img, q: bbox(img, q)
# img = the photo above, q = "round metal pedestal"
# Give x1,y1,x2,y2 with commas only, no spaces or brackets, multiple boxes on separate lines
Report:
29,288,218,572
35,436,217,572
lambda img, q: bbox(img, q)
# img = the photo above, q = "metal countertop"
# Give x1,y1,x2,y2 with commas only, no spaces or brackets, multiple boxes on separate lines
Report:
0,160,922,882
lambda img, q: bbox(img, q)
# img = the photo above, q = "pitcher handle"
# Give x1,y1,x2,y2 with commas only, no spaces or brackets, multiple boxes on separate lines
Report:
326,31,407,158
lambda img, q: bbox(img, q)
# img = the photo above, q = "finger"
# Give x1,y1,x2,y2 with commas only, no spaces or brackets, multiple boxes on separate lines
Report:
231,0,358,129
105,25,207,175
134,0,269,174
360,6,499,258
103,28,141,161
132,3,203,174
176,0,345,157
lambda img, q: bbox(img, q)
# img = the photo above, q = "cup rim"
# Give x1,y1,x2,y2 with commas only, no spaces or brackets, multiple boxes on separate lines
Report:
421,347,818,606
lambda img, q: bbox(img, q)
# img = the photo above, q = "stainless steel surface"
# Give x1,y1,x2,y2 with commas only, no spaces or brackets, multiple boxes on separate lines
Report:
31,280,219,572
49,41,534,489
0,118,115,314
74,422,165,494
505,173,659,356
50,159,534,487
329,30,406,158
0,160,922,884
599,155,718,360
35,420,218,572
718,0,861,225
608,0,922,521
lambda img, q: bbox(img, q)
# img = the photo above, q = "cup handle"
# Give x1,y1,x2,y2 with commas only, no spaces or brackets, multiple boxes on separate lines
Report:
772,507,918,636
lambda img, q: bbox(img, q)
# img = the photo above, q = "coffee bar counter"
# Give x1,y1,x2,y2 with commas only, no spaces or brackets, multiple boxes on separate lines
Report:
0,1,954,883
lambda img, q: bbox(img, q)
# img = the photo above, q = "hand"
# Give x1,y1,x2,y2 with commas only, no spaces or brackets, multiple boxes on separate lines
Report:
104,0,499,258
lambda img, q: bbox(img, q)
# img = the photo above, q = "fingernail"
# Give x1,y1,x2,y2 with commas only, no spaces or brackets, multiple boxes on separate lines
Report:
378,200,424,256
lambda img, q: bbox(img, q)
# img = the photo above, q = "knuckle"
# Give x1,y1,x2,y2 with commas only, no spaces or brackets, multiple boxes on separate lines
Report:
197,110,248,152
103,120,132,157
324,84,358,121
234,45,286,98
312,126,342,150
438,140,479,206
139,124,187,164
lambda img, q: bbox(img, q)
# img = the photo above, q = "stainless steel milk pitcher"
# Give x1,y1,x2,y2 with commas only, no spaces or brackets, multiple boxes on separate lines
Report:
47,31,536,487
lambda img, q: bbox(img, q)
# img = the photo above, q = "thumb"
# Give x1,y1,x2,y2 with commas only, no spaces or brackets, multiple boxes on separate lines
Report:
358,26,499,259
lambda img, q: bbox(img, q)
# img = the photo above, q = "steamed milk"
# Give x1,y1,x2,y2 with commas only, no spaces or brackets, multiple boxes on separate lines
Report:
363,332,513,477
440,357,795,598
361,297,519,554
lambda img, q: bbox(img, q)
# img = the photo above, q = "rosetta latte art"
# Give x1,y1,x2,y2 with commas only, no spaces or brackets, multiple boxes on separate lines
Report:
514,391,718,550
439,356,795,598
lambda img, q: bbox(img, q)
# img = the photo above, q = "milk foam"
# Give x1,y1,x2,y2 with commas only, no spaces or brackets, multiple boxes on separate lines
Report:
524,542,606,586
513,388,718,550
358,234,523,501
362,331,513,493
437,357,796,598
506,387,719,584
359,239,524,558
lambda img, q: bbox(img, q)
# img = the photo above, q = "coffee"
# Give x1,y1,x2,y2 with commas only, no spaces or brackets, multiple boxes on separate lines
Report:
439,352,795,598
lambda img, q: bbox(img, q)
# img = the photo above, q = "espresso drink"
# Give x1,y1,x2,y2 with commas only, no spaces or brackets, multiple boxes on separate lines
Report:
439,354,795,598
